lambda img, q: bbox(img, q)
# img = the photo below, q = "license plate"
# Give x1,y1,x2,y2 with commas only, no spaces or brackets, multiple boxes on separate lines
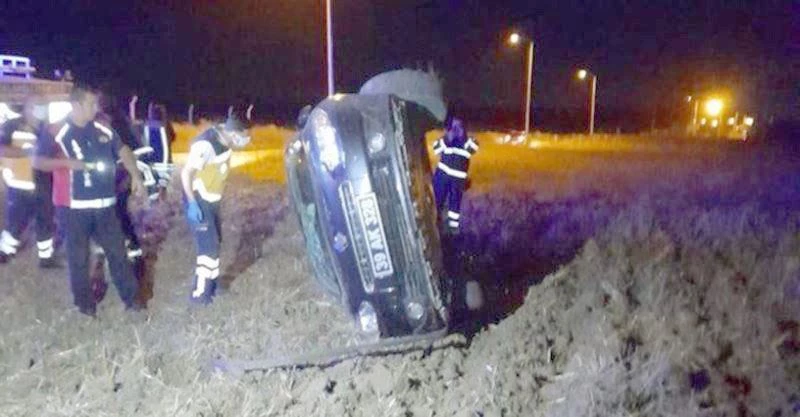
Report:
356,192,394,279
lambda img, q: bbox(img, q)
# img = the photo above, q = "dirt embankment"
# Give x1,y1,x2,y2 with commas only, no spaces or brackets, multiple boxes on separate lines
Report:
0,141,797,416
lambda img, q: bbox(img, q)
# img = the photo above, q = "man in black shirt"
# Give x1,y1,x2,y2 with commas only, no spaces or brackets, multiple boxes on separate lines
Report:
38,86,146,316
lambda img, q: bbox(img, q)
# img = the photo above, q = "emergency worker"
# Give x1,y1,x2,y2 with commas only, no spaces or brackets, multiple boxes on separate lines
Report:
141,103,175,200
37,86,145,316
142,103,174,164
0,96,58,267
35,113,109,304
432,116,478,232
97,95,144,261
181,115,250,304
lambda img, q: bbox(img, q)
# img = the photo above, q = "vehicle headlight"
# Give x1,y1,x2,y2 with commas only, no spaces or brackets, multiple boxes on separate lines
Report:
317,124,342,171
405,300,425,321
290,138,303,153
333,232,348,252
357,301,379,334
368,133,386,154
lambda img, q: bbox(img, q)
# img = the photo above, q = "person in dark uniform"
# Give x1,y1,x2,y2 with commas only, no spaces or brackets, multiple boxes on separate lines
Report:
142,102,175,164
431,115,478,232
97,95,145,261
37,86,146,316
181,115,250,304
0,95,59,267
140,102,175,201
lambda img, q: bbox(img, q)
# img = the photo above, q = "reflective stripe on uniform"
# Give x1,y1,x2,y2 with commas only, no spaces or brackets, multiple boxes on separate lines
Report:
437,162,467,179
466,137,479,151
448,220,460,228
11,131,37,142
54,124,70,147
433,140,445,155
37,239,54,259
193,256,220,297
70,197,117,209
447,211,460,220
160,126,169,163
11,131,37,140
192,276,208,298
93,122,114,138
443,147,472,158
11,130,37,152
4,129,37,189
0,230,20,254
197,255,220,269
195,266,220,280
2,168,34,190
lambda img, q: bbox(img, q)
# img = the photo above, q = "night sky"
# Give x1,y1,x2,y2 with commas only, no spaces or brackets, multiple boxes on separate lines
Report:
1,0,797,125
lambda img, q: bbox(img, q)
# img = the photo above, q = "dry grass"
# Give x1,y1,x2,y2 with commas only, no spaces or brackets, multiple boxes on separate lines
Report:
0,127,797,416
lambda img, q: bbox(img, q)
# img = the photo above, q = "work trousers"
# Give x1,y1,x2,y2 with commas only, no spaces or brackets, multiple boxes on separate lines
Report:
433,169,466,229
189,197,222,301
0,187,54,259
115,187,141,252
65,206,138,311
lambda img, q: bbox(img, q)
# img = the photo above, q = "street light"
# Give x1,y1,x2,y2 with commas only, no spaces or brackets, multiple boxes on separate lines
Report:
507,31,534,134
704,98,723,117
576,68,597,135
326,0,334,96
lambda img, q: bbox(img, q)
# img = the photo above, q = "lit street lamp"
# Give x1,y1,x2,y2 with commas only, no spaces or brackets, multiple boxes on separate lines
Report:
704,98,723,117
577,68,597,135
507,32,534,134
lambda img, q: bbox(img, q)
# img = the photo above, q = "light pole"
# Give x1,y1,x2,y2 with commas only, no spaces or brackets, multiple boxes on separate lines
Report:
326,0,334,96
508,32,534,134
129,95,138,122
685,95,700,135
687,95,699,128
577,69,597,135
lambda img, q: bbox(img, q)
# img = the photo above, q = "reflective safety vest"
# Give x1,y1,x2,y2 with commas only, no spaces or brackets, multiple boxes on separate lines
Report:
191,128,231,203
0,119,39,190
432,135,479,179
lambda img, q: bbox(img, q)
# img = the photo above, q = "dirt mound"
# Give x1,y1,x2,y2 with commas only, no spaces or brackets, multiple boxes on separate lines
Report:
460,202,800,416
233,200,798,417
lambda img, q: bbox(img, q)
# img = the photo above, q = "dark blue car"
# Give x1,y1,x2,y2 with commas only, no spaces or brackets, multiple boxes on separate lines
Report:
285,92,450,338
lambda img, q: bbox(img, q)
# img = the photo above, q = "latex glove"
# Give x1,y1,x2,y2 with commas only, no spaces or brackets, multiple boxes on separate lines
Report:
186,200,203,224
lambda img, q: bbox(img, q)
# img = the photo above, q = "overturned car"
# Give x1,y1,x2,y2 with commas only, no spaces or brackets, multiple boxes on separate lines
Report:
285,70,451,339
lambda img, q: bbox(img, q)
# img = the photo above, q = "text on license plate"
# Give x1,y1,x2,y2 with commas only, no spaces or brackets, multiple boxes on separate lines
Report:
356,192,394,279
